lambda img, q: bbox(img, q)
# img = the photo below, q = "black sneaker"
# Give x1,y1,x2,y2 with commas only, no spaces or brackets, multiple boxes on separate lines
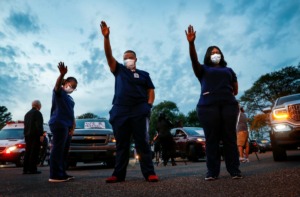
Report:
204,176,217,181
231,174,243,179
48,177,69,183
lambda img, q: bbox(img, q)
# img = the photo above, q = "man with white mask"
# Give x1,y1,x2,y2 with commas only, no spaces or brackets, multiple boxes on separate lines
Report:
100,21,158,183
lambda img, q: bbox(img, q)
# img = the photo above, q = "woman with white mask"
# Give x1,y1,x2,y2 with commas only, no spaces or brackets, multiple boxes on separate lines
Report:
185,25,242,181
48,62,77,182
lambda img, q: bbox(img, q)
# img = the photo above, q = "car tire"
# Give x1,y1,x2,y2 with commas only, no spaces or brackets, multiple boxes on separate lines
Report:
271,140,287,161
15,152,25,167
187,144,198,161
106,160,115,168
67,161,77,168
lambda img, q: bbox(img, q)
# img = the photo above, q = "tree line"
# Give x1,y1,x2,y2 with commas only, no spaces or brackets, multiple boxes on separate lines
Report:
1,63,299,139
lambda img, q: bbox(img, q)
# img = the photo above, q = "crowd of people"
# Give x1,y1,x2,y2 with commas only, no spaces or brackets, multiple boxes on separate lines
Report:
22,20,249,183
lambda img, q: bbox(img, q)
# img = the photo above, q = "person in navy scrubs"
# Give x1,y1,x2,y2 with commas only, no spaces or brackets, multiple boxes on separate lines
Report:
100,21,158,183
185,25,242,180
48,62,77,182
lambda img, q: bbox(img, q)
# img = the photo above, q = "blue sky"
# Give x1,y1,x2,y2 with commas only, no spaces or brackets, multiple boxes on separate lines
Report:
0,0,299,121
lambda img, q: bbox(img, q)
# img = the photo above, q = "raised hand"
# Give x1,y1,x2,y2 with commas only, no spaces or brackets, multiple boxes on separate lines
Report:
185,25,196,43
58,61,68,75
100,21,110,38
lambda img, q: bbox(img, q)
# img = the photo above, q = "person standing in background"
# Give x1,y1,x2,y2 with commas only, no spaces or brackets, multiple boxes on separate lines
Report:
185,24,242,180
237,107,250,163
23,100,44,174
156,113,176,166
48,62,77,183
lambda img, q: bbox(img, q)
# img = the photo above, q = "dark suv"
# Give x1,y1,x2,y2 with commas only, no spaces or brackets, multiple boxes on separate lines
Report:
170,127,206,161
67,118,116,167
263,93,300,161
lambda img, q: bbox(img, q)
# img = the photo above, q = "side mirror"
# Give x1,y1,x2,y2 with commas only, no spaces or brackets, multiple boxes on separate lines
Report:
262,107,271,114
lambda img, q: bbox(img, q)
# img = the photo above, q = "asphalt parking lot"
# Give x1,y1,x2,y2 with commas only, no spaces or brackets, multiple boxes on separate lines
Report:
1,151,300,197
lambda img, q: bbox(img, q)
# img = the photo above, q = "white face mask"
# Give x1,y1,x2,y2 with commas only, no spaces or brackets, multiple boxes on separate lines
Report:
123,59,136,70
64,85,74,94
211,54,221,64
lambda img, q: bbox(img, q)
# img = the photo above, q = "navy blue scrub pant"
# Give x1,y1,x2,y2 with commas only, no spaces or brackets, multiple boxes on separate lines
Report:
109,104,156,180
49,124,71,179
197,103,241,177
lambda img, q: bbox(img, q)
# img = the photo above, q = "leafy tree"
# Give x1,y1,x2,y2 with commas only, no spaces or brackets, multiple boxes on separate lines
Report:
240,64,300,118
185,109,201,127
149,101,180,139
76,112,99,119
249,113,269,139
0,106,12,129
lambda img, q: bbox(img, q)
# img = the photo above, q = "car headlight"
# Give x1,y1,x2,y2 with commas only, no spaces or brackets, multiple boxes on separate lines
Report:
5,146,17,154
273,124,292,132
197,138,205,142
273,108,288,119
108,135,116,143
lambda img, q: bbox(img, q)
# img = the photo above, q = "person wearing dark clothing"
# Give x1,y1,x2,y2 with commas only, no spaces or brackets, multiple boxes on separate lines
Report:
186,25,242,180
48,62,77,183
101,21,158,183
23,100,44,174
156,113,176,166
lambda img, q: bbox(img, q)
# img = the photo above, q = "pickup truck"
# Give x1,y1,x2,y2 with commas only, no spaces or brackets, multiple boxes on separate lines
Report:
263,93,300,161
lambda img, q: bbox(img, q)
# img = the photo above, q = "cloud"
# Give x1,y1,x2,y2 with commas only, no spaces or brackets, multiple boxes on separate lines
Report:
76,47,107,84
0,32,5,39
33,42,51,54
5,11,40,34
0,45,19,60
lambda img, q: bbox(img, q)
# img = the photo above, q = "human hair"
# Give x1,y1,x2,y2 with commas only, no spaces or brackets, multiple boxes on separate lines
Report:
203,46,227,67
124,50,136,57
62,77,78,85
32,100,41,108
240,107,245,113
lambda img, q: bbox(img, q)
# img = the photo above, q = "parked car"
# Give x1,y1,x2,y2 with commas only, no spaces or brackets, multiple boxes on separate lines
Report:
170,127,206,161
248,139,259,154
263,93,300,161
67,118,116,168
256,139,272,153
0,121,51,167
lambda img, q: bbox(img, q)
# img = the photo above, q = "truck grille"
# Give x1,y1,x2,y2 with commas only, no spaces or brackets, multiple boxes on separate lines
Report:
71,135,107,145
288,104,300,121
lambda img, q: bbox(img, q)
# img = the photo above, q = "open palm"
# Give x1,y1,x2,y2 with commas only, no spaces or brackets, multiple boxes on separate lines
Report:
185,25,196,42
100,21,110,37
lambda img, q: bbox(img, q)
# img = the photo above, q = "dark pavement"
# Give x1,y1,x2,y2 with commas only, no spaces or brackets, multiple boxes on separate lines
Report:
1,151,300,197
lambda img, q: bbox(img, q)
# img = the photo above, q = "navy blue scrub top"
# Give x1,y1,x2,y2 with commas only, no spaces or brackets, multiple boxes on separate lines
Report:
112,62,155,106
197,64,238,106
49,88,75,127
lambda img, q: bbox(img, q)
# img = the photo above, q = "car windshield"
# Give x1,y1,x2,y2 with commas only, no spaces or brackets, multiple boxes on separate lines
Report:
0,129,24,140
75,119,112,129
184,127,205,136
276,94,300,105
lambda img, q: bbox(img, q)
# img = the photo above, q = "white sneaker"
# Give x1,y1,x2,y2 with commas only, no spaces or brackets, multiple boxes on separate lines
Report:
244,158,250,163
239,157,245,163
